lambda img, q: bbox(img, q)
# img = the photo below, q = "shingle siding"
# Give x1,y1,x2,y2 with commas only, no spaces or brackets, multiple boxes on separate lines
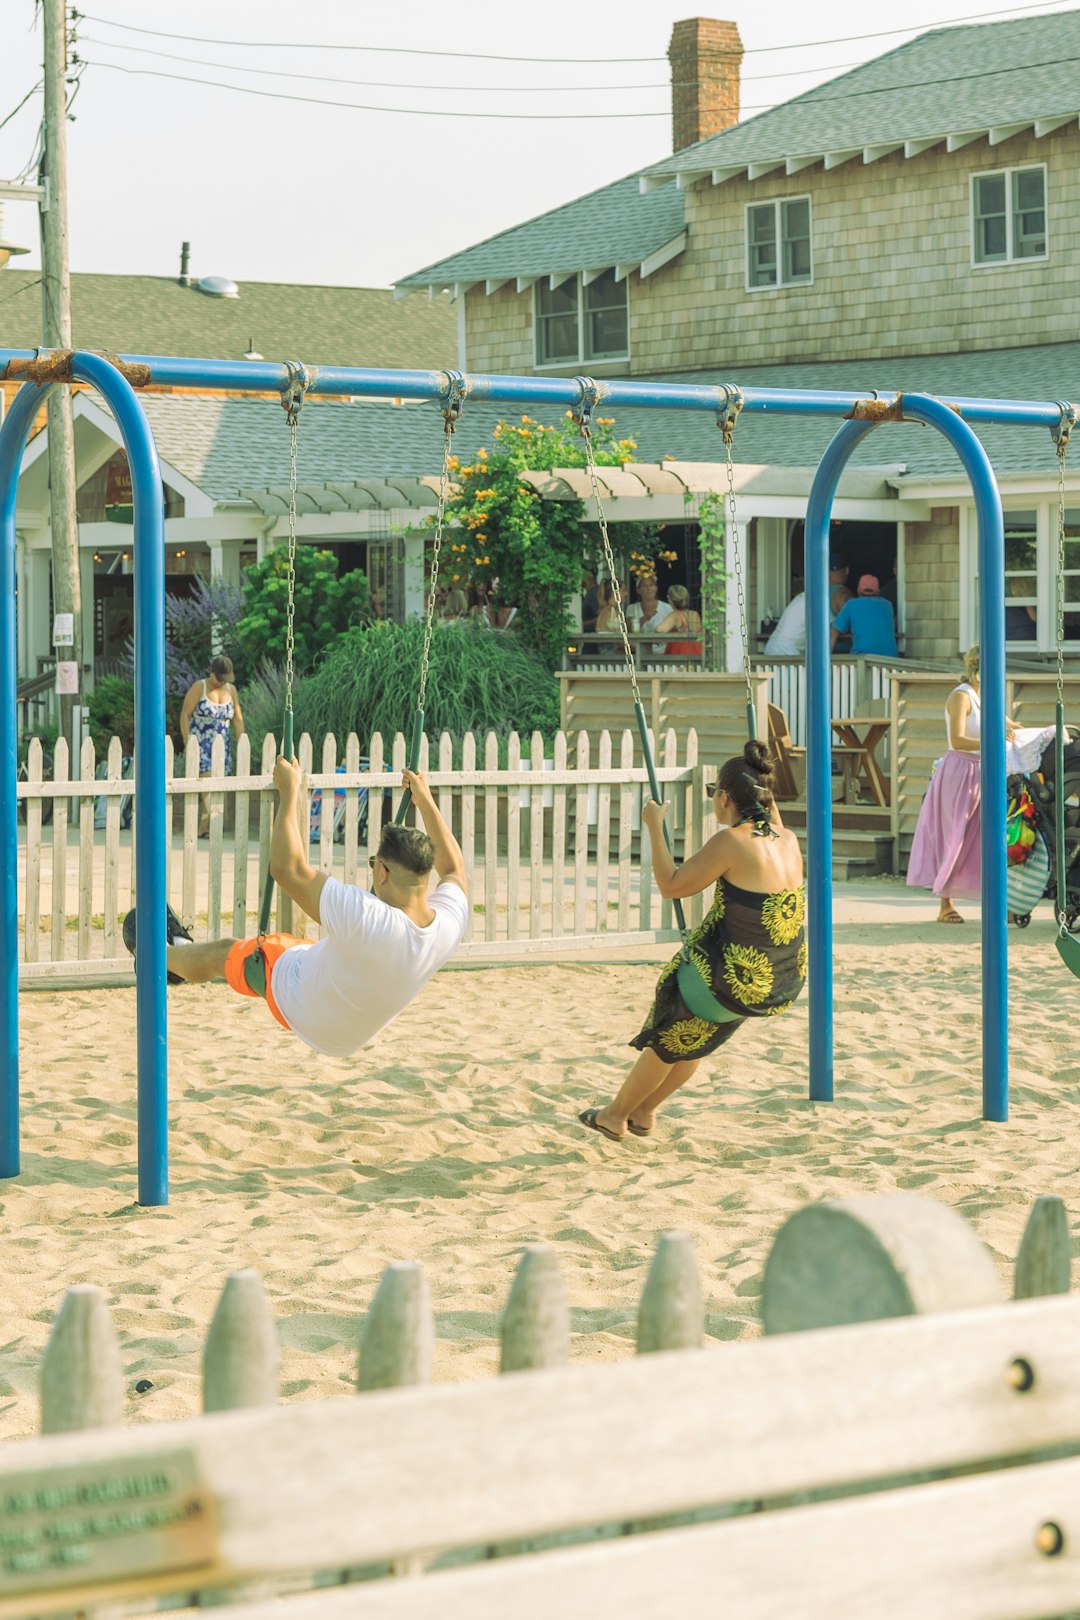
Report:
463,130,1079,375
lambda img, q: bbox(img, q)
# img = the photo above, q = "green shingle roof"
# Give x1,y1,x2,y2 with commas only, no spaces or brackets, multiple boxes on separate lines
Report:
643,9,1080,185
394,172,685,292
0,271,457,369
132,340,1080,499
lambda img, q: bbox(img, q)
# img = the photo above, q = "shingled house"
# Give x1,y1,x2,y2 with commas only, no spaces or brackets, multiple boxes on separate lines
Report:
395,10,1080,665
6,265,456,677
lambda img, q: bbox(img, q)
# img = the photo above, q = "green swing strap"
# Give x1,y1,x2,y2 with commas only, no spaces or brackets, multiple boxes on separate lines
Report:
245,361,307,999
1050,404,1080,980
575,378,748,1026
394,371,469,828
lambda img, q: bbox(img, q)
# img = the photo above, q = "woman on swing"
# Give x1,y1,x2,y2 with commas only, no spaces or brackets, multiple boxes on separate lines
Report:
579,740,806,1142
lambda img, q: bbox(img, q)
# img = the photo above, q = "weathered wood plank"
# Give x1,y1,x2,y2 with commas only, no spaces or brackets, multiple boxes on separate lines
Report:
183,1455,1080,1620
232,733,251,937
102,737,122,958
76,737,95,960
6,1296,1080,1609
550,730,567,938
23,737,42,964
529,731,544,940
506,731,521,943
1015,1194,1072,1300
49,737,69,962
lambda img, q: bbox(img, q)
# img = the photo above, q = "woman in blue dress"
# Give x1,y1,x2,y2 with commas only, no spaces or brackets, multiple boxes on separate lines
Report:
179,655,246,836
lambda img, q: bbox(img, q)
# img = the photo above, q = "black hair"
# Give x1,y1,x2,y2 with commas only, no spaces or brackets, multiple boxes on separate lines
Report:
377,822,436,878
716,739,777,826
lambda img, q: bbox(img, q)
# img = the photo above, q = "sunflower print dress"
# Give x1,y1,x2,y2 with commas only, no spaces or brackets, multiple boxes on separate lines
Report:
630,875,806,1062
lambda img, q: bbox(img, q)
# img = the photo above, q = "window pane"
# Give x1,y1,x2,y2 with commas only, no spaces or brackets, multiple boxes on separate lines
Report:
1014,167,1044,209
538,313,578,363
586,303,628,358
583,269,623,311
748,206,777,288
974,173,1007,263
749,205,775,245
536,278,577,316
976,173,1006,215
1013,168,1046,260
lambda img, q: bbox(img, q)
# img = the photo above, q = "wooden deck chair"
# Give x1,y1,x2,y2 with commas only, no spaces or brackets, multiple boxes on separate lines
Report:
767,704,806,801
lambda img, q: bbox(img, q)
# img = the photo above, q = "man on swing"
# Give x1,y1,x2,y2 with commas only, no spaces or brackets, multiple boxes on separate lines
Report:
125,760,468,1057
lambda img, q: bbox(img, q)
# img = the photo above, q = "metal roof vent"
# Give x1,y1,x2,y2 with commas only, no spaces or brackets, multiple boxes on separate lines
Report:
197,275,240,299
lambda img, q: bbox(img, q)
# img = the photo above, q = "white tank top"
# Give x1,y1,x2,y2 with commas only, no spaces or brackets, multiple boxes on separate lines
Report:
947,683,980,749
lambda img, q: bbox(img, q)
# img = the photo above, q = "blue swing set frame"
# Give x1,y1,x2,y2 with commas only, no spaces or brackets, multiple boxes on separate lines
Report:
0,347,1073,1203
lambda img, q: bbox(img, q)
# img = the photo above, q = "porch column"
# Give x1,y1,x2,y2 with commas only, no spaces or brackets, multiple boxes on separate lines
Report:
26,546,52,678
78,545,94,682
403,531,425,620
208,535,243,585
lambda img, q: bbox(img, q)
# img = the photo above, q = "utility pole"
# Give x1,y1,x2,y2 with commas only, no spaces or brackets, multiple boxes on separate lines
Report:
40,0,82,751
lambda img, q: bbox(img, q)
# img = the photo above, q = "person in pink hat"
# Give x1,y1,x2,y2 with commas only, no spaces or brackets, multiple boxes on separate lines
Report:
830,573,898,657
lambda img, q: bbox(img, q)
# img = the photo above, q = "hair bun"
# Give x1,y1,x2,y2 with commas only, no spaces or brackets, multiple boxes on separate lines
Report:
743,739,772,777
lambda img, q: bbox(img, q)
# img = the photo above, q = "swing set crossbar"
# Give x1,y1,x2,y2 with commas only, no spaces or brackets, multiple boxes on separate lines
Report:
0,347,1076,1204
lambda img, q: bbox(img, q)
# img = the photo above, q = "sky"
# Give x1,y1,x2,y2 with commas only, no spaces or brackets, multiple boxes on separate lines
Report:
0,0,1074,292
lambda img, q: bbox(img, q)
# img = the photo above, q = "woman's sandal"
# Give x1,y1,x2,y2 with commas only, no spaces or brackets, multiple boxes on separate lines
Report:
627,1120,653,1137
578,1108,622,1143
937,908,965,924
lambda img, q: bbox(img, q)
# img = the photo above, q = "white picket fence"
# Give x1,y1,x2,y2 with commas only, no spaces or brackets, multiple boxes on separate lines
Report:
16,728,706,980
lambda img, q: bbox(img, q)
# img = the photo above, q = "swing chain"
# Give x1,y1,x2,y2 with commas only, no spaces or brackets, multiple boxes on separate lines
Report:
418,373,469,715
573,376,644,710
717,387,754,729
280,361,310,725
1053,403,1076,713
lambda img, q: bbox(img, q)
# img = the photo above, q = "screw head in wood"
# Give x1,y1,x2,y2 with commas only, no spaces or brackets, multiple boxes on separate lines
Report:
1036,1522,1065,1557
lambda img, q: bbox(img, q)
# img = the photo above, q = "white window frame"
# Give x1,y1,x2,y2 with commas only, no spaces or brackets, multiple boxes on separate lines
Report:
533,272,630,370
745,195,813,293
970,163,1048,269
960,499,1079,652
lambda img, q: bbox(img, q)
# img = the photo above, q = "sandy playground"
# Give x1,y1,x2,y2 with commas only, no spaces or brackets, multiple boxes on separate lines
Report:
1,876,1079,1442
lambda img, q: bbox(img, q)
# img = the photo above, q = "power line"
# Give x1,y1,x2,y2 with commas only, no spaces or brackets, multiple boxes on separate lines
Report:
81,45,1080,123
78,38,670,93
75,0,1074,63
0,82,42,135
78,33,886,91
81,62,672,119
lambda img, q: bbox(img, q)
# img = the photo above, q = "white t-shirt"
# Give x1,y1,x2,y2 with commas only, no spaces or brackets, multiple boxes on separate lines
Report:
764,593,806,657
271,877,469,1058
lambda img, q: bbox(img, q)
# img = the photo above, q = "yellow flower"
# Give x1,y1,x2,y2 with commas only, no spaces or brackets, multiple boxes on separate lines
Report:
762,888,805,946
797,941,808,980
477,447,487,459
722,943,774,1006
660,1016,718,1057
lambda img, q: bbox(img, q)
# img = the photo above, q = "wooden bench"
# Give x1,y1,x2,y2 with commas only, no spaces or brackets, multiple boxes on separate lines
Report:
1,1193,1077,1618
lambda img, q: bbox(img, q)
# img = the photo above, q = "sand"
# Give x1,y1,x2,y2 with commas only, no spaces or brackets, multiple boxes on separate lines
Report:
2,876,1079,1442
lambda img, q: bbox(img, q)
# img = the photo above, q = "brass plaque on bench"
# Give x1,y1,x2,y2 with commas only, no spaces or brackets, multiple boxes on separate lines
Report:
0,1447,215,1602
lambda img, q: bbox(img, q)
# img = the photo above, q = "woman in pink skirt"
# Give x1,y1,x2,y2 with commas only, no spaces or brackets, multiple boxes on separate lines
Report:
906,646,1015,923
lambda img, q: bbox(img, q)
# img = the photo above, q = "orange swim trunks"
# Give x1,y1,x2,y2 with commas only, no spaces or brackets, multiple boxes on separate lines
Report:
224,933,307,1030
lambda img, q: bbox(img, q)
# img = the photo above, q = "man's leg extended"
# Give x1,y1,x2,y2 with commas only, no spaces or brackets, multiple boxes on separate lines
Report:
166,938,236,983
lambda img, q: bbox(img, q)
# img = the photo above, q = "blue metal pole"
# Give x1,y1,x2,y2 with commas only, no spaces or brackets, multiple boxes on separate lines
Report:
71,354,169,1201
0,353,1071,428
803,397,1007,1121
0,380,53,1179
803,418,878,1104
900,395,1008,1123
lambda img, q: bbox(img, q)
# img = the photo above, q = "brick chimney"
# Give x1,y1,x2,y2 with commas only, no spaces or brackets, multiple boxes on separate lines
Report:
668,18,744,152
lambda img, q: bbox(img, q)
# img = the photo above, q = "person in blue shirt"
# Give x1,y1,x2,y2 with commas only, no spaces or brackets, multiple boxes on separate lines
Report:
830,575,899,657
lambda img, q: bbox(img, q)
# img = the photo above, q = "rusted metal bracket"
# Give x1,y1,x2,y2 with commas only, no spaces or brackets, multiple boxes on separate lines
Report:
1,349,153,388
1052,400,1078,451
438,368,470,433
716,383,743,443
571,375,604,431
845,392,907,424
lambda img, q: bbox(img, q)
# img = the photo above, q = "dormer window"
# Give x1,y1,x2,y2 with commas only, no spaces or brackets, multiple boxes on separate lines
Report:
746,197,812,290
972,165,1046,265
534,271,629,367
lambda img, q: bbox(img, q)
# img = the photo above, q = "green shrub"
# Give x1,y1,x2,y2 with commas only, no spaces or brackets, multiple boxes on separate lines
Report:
87,676,137,754
236,549,369,674
289,619,559,749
